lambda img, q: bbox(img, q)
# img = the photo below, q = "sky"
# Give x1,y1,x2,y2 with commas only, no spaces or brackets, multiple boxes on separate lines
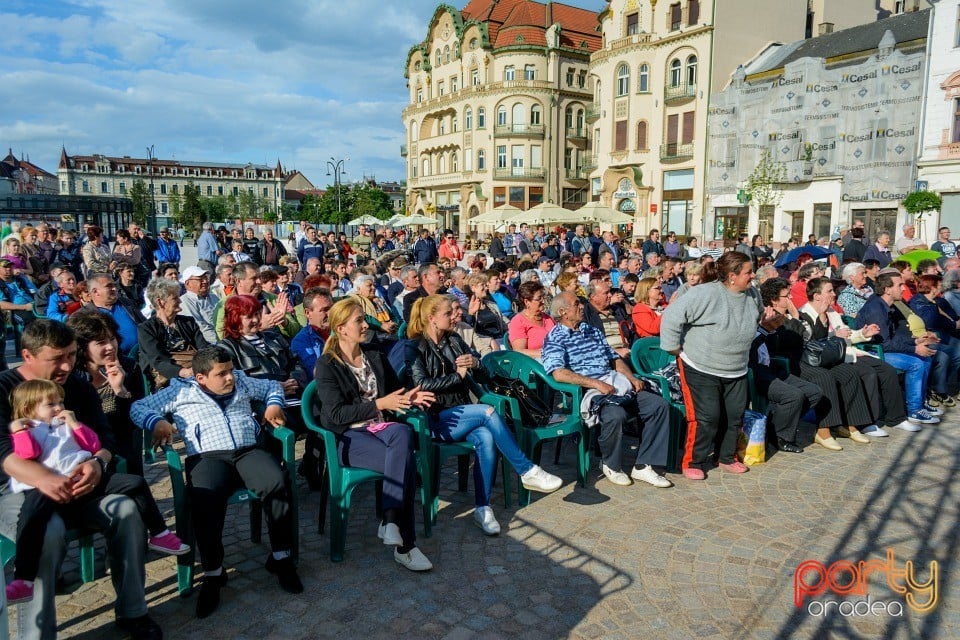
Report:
0,0,604,189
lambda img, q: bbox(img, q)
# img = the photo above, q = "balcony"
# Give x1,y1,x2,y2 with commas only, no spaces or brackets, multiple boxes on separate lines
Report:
660,143,694,161
494,123,545,138
566,127,587,141
493,167,546,180
585,103,601,123
565,168,588,181
664,82,697,103
582,154,599,170
400,144,407,157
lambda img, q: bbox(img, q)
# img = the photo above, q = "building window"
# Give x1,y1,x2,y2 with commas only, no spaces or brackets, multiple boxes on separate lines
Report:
160,184,167,195
565,107,574,128
478,149,486,170
217,186,223,195
233,186,239,196
478,107,486,128
465,148,473,171
636,121,648,150
578,70,587,88
172,184,178,194
452,152,459,172
438,154,446,174
207,185,213,196
470,38,478,49
497,106,508,126
670,59,682,87
81,180,89,193
956,5,960,47
564,148,573,170
263,187,268,197
417,88,423,103
953,99,960,143
894,0,906,14
465,108,473,129
530,104,541,125
497,145,507,169
438,81,445,96
439,119,446,135
686,55,698,86
566,68,575,86
99,181,107,194
451,76,459,92
813,203,832,239
682,110,695,144
626,12,639,35
524,65,535,80
444,46,450,63
504,66,515,81
616,63,630,96
119,181,126,194
453,115,459,132
688,0,700,24
161,202,168,214
472,68,480,86
422,158,430,176
670,3,682,30
615,120,628,151
638,64,649,92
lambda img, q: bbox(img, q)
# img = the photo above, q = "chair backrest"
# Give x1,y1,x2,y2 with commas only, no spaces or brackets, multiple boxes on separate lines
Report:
300,381,342,481
630,337,673,375
481,350,541,387
841,315,856,329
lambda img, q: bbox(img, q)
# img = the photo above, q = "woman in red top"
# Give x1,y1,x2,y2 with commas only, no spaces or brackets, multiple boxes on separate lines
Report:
631,277,666,338
438,231,464,262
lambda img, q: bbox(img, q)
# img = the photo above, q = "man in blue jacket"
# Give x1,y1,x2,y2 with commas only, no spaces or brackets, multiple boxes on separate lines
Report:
296,227,325,272
855,271,937,427
153,227,181,266
413,229,438,264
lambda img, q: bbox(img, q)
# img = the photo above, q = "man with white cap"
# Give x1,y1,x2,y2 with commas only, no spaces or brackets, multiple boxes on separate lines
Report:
180,266,220,344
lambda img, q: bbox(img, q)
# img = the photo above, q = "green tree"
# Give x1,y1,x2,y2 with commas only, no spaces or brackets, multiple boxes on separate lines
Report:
902,191,942,221
128,179,151,226
167,190,182,225
351,183,394,221
299,194,324,226
179,181,204,230
743,149,787,212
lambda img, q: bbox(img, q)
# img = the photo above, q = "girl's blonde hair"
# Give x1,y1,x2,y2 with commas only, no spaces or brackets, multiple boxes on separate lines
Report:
321,297,365,364
11,380,64,421
407,294,450,340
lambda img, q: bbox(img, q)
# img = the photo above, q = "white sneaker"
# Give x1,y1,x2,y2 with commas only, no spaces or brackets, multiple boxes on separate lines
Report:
473,506,501,536
601,463,631,486
860,425,889,438
924,403,945,417
520,465,563,493
630,465,673,488
897,417,925,431
377,522,403,546
394,547,433,571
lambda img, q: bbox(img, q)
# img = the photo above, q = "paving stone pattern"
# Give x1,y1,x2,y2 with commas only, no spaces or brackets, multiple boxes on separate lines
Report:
5,416,958,640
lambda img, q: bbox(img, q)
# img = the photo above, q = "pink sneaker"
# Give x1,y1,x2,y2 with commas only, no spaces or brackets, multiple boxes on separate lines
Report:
148,532,191,556
6,579,34,604
682,467,705,481
719,461,749,474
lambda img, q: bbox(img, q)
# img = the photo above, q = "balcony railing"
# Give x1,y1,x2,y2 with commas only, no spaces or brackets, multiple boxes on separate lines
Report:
400,144,407,157
565,168,588,180
493,167,546,180
660,143,694,161
566,127,587,140
664,82,697,103
494,123,545,137
582,154,599,170
585,103,601,123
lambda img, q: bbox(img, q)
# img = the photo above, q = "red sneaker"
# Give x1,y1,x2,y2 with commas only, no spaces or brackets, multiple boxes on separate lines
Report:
682,467,705,481
719,461,749,474
6,579,34,604
148,532,191,556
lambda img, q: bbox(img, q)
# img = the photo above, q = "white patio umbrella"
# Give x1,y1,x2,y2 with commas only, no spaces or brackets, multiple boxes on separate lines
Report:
577,201,635,225
468,204,522,226
522,202,585,226
347,214,383,226
390,213,439,227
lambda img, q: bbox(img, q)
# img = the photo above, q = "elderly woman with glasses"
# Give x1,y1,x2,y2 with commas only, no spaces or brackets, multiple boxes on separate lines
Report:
837,262,873,318
350,274,398,336
138,278,210,389
507,281,555,358
631,277,667,338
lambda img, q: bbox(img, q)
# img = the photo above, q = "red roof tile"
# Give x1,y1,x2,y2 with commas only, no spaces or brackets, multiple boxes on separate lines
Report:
455,0,601,53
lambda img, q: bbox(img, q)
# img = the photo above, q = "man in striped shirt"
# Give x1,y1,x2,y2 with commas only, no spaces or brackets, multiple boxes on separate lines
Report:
541,292,672,489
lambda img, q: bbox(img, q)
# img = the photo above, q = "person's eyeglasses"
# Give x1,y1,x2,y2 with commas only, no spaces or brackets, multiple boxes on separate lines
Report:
651,287,661,290
531,296,544,302
778,293,791,298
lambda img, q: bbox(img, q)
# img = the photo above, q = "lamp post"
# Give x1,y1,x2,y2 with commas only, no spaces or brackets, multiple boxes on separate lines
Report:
326,157,347,233
146,145,158,236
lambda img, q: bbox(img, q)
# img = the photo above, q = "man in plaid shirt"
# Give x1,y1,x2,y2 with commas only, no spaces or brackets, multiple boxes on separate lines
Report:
131,346,303,619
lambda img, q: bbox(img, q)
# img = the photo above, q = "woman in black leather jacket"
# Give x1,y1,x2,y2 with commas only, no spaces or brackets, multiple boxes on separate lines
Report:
406,294,561,536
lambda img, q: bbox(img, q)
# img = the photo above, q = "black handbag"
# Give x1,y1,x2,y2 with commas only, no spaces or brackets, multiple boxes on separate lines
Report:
486,374,552,427
801,337,846,368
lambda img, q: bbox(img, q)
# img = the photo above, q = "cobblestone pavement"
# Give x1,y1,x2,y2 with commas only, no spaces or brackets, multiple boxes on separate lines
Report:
5,413,958,640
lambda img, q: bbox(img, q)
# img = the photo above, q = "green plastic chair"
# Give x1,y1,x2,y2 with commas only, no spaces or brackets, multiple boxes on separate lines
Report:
127,345,156,465
481,351,585,507
629,337,685,473
841,314,887,360
300,380,392,560
0,456,128,586
164,425,298,595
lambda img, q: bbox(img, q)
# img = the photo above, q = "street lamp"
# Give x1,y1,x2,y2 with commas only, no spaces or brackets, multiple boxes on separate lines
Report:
146,145,158,236
326,157,348,232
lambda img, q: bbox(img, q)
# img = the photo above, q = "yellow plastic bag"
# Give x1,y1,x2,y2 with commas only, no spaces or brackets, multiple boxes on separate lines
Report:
737,410,767,466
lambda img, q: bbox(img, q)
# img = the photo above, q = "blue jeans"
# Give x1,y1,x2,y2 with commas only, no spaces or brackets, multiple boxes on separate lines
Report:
882,352,931,414
433,404,533,507
929,340,960,396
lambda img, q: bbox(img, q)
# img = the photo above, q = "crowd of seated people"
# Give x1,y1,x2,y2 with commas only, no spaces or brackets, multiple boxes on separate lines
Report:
5,218,960,636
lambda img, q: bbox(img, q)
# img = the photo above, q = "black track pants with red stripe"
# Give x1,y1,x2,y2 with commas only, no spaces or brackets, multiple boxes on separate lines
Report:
677,359,748,471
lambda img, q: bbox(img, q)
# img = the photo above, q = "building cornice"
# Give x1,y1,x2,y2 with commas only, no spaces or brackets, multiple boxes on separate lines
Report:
591,25,712,65
403,79,590,118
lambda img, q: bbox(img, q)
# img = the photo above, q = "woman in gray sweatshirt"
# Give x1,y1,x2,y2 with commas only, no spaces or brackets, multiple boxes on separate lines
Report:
660,251,762,480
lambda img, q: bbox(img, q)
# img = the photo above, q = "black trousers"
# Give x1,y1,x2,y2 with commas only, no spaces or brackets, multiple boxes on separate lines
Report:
677,361,747,471
855,356,907,427
798,361,873,428
14,471,166,581
596,392,671,472
766,375,823,442
185,446,293,572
